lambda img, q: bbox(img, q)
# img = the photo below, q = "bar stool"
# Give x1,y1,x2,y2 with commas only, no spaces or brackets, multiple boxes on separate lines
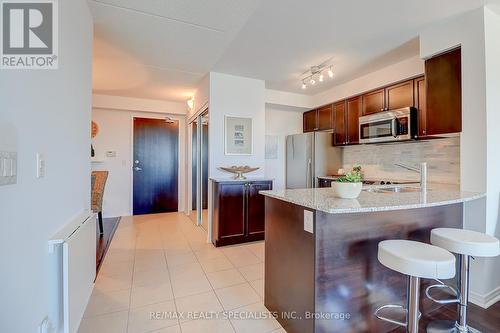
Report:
375,240,456,333
426,228,500,333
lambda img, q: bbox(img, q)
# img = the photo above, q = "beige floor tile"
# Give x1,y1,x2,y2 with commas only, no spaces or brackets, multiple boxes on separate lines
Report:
175,291,224,323
148,326,182,333
83,289,131,317
166,252,198,268
215,283,261,310
169,262,205,281
180,318,235,333
249,279,264,300
194,247,226,261
199,257,234,273
238,263,264,282
78,310,128,333
99,260,134,278
94,273,133,293
131,282,174,308
133,267,171,288
134,256,167,273
128,300,178,333
206,269,246,289
223,248,261,268
229,302,281,333
171,274,213,298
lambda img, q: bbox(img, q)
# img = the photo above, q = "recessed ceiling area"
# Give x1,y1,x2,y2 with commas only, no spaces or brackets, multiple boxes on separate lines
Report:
90,0,487,101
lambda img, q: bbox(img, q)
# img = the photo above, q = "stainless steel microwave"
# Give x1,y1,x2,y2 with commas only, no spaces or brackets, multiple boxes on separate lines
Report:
359,107,417,144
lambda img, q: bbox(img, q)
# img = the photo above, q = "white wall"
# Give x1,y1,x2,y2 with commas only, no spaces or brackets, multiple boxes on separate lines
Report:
92,107,187,217
209,73,266,179
264,106,304,189
0,1,93,332
313,56,424,106
93,94,187,115
420,6,500,307
188,74,210,121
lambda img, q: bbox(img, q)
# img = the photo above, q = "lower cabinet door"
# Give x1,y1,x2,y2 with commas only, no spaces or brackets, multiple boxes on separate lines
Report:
247,182,272,237
218,183,246,240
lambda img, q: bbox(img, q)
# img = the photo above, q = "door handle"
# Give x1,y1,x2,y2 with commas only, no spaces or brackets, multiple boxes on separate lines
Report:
134,166,142,171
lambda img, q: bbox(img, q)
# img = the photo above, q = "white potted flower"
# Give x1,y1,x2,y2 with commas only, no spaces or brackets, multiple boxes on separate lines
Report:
332,165,363,199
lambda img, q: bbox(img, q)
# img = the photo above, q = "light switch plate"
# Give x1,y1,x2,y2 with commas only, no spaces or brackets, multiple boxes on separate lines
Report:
36,153,45,178
105,151,116,157
0,151,17,186
304,210,314,234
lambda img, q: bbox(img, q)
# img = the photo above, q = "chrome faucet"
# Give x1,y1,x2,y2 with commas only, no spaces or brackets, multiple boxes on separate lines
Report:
394,162,428,191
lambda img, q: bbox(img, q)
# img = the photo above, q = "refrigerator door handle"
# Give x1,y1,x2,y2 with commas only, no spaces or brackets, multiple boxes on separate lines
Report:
307,158,312,188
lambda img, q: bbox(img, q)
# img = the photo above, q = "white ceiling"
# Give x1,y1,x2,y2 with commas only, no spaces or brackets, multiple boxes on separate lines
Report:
90,0,487,101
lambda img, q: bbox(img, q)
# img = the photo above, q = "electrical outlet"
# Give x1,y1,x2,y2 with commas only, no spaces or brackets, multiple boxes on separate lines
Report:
0,151,17,186
105,150,117,157
304,210,314,234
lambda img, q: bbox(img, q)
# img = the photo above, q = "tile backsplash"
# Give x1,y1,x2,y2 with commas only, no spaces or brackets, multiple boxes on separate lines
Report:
342,137,460,184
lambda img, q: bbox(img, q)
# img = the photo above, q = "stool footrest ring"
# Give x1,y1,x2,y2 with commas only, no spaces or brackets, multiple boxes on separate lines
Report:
425,279,459,305
374,304,421,327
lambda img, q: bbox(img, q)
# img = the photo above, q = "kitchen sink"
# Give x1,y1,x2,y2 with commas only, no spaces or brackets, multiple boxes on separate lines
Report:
364,186,423,193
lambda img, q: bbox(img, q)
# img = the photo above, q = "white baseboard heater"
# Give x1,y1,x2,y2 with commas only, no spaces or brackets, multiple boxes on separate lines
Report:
49,211,96,333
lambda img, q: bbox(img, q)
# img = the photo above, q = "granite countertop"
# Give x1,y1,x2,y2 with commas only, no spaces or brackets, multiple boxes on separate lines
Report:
260,185,484,214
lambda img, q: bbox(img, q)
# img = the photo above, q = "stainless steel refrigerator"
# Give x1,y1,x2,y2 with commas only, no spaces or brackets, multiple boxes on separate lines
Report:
286,132,342,189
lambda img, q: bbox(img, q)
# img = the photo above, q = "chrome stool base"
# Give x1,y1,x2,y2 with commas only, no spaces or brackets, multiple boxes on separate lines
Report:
427,320,482,333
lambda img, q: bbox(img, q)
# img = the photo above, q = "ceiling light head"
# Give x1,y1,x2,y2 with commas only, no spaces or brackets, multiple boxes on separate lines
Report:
310,77,316,85
319,73,324,82
301,81,307,89
328,66,334,78
187,97,194,110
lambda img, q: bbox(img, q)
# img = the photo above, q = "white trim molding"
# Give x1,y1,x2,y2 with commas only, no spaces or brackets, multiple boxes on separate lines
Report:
470,285,500,309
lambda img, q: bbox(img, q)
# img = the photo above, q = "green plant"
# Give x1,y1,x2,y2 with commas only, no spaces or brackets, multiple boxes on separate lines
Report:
336,165,363,183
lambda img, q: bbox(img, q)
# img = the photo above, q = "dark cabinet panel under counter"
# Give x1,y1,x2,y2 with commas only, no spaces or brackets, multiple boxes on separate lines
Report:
211,179,272,247
260,187,484,333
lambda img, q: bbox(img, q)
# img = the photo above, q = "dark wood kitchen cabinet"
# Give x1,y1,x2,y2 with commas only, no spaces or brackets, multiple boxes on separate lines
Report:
386,80,414,110
346,96,361,144
333,100,346,145
303,105,333,132
424,47,462,136
362,80,414,115
362,88,385,115
414,76,427,137
317,104,333,131
212,180,272,247
303,110,317,132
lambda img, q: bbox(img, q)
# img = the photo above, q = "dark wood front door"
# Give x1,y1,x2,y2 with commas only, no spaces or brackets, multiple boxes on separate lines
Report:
133,117,179,215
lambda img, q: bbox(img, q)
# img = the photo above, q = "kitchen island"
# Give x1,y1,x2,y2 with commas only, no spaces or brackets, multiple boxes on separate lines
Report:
260,186,484,333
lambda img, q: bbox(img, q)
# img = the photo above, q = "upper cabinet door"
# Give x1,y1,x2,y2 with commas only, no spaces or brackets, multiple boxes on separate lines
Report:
346,97,361,144
362,89,385,115
425,47,462,135
317,104,333,131
333,101,346,145
303,110,317,132
414,76,427,137
386,80,414,110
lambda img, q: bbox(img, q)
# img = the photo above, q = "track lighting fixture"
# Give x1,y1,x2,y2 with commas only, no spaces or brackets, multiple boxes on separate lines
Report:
300,63,334,89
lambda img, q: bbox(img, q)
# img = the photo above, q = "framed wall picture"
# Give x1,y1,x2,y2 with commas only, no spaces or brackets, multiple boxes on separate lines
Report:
224,116,253,155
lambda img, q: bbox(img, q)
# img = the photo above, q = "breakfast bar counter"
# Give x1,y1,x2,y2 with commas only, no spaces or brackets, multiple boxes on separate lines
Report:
260,186,484,333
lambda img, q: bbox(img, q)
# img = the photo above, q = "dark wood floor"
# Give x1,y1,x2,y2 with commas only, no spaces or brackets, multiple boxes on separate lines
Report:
96,217,120,275
392,301,500,333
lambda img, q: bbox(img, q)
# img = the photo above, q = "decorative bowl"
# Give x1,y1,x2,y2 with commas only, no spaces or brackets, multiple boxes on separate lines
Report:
332,182,363,199
219,166,260,180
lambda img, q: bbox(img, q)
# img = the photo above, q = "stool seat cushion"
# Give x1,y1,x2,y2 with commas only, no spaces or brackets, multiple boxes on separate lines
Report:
378,240,456,279
431,228,500,257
